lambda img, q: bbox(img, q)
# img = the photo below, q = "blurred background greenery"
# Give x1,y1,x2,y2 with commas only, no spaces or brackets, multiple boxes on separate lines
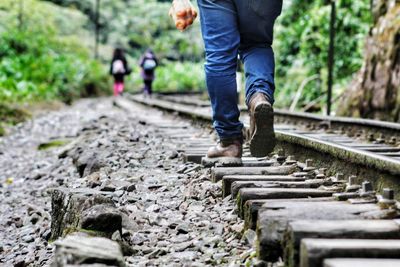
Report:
0,0,374,131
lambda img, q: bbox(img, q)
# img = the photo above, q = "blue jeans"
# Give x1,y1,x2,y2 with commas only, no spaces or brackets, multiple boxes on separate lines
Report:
197,0,282,140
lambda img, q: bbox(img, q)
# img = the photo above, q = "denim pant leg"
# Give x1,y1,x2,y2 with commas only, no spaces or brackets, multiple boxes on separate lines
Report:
235,0,283,105
242,46,276,105
197,0,243,140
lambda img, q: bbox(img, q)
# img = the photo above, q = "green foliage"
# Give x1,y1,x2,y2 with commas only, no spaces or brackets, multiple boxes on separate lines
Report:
0,0,110,104
153,61,205,92
274,0,372,110
43,0,204,61
42,0,206,93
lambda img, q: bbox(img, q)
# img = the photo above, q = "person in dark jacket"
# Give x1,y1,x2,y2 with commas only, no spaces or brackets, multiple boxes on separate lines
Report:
110,48,130,96
139,49,158,96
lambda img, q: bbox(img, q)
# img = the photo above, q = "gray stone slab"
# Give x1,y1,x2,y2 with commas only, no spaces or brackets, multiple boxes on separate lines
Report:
301,239,400,267
323,258,400,267
53,234,125,267
212,165,297,182
257,200,396,262
222,175,306,197
50,188,119,240
285,220,400,267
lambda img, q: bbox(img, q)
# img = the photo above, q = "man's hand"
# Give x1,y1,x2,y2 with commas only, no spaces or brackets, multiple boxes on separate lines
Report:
169,0,198,31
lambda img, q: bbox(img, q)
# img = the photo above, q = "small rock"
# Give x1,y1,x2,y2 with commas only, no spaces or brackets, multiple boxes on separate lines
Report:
230,222,243,234
13,258,27,267
174,240,193,252
176,223,190,234
242,229,256,246
171,251,197,260
100,180,116,192
168,150,179,159
22,235,34,243
30,214,41,225
41,229,51,241
213,252,229,260
212,223,224,236
126,184,136,192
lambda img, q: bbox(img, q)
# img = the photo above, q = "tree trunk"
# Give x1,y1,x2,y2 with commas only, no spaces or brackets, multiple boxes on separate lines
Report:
337,0,400,121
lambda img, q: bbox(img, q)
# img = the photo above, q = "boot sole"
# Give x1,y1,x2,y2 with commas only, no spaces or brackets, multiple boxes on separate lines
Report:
250,102,276,157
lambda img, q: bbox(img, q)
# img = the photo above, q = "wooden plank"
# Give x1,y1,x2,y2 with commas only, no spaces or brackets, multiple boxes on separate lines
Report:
243,198,334,230
257,201,395,262
231,181,280,199
231,179,329,198
285,220,400,267
324,258,400,267
212,165,297,182
202,157,275,168
301,239,400,267
237,188,334,217
222,175,306,197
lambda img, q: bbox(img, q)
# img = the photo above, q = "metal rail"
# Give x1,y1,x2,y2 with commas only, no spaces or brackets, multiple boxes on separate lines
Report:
126,94,400,199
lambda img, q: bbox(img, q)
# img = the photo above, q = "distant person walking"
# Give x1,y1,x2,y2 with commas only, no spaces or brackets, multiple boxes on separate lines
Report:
110,48,130,96
139,49,158,96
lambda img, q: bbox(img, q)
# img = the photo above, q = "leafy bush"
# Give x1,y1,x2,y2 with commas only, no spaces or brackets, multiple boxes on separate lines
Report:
153,61,205,92
43,0,204,61
0,0,110,104
274,0,372,110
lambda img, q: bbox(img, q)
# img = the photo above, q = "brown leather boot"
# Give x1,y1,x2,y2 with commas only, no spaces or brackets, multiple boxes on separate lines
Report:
205,138,243,166
248,93,276,157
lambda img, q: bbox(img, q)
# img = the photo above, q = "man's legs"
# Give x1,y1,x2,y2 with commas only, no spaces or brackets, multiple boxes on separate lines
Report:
241,46,275,105
197,0,242,141
235,0,283,156
235,0,282,105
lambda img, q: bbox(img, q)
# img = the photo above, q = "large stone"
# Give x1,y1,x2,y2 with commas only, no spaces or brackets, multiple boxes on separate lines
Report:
53,234,125,267
300,238,400,267
51,188,120,239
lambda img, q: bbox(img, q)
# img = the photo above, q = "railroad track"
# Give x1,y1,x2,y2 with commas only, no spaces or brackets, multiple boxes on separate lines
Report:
116,94,400,267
